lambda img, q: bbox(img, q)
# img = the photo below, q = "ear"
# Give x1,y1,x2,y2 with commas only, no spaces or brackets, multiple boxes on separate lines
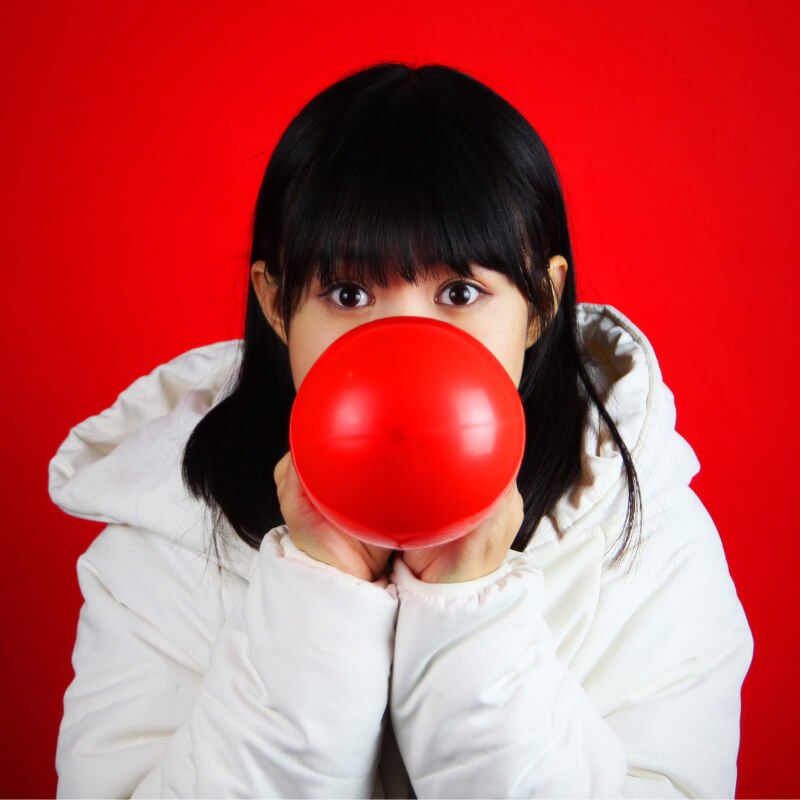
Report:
251,260,288,346
525,255,569,347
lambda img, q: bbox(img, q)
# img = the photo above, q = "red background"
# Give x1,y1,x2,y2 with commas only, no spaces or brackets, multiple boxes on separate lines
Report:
2,0,797,796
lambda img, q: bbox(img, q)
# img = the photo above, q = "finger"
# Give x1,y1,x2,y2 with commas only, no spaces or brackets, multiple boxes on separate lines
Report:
493,486,524,553
478,482,520,535
273,450,291,487
511,487,524,535
282,452,300,493
483,483,524,551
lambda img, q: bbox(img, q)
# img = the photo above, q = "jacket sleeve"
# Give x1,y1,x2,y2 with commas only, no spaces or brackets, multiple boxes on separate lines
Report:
388,483,753,798
56,524,398,798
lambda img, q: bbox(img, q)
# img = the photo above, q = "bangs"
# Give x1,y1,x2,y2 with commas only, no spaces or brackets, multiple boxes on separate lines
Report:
276,76,540,321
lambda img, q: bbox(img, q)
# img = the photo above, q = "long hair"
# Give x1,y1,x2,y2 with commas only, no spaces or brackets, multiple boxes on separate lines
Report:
182,62,641,568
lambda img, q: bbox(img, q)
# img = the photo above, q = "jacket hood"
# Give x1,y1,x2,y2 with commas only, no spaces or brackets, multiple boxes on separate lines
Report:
48,304,701,574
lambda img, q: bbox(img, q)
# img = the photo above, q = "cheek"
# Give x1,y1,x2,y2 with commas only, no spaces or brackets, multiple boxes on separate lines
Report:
478,325,529,389
288,326,344,390
287,350,304,391
502,345,526,389
289,340,319,391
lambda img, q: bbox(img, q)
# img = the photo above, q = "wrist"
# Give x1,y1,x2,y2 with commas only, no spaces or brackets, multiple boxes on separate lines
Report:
391,554,516,595
283,531,386,582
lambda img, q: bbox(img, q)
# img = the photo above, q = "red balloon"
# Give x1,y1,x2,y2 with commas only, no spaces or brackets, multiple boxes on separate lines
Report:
289,316,526,549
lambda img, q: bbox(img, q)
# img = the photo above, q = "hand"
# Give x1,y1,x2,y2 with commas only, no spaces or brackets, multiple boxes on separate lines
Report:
274,450,393,582
399,482,525,584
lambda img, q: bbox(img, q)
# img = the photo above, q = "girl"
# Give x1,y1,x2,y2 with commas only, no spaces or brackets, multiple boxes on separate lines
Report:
49,62,753,798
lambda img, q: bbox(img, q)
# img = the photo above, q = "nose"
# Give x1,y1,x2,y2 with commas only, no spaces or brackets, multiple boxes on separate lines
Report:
371,281,438,320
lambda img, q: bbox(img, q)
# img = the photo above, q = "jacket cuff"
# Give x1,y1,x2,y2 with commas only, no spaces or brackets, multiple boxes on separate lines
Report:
389,549,536,600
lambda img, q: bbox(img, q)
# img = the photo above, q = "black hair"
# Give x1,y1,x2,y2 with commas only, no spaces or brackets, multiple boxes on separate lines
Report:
182,61,642,568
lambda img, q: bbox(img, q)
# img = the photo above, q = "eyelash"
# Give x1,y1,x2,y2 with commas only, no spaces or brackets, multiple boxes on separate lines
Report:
317,280,489,310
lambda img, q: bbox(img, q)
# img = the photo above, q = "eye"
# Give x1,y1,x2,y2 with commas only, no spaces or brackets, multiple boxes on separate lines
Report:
436,281,488,307
318,282,373,309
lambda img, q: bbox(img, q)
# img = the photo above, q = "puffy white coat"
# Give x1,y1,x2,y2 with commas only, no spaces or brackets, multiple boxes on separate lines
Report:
49,303,753,798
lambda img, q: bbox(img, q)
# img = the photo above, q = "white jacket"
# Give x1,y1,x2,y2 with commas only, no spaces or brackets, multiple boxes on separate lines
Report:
49,303,753,799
